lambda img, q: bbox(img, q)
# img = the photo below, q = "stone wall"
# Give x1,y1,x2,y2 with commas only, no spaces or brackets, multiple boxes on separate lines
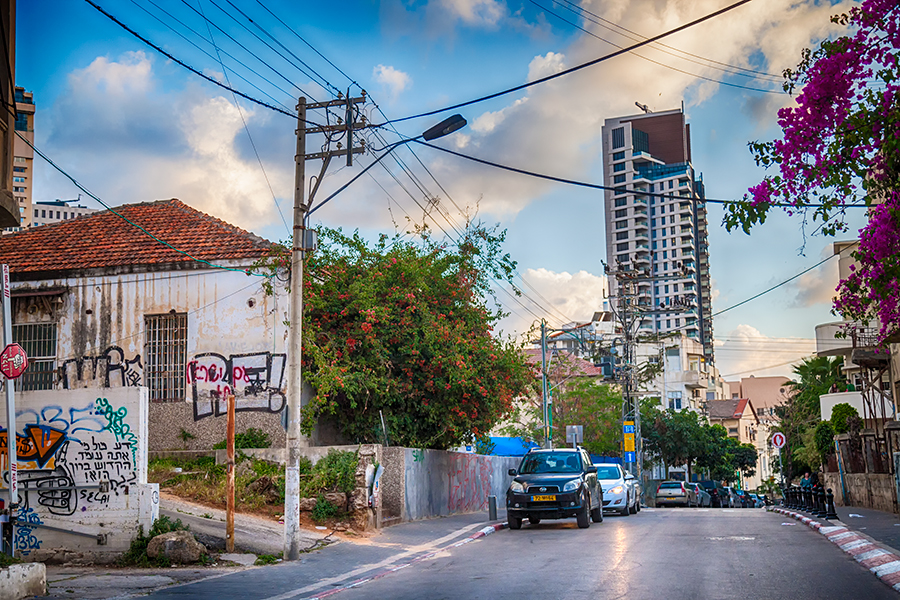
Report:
822,471,897,513
1,388,158,562
148,401,285,451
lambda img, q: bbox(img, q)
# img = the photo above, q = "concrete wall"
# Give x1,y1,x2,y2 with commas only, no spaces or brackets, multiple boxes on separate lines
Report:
396,449,520,522
0,387,158,561
148,401,285,451
822,471,897,513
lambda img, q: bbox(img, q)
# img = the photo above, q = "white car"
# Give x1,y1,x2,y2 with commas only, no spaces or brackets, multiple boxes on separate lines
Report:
594,463,637,516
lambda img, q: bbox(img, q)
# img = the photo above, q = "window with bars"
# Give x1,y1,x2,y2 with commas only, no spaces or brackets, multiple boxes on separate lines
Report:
13,323,57,391
144,313,188,402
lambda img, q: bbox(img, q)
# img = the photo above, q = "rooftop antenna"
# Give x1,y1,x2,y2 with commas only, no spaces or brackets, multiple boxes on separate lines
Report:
635,102,651,114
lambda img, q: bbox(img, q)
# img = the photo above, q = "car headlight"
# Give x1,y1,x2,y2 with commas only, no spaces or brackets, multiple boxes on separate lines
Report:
562,479,581,492
609,485,624,495
510,481,525,493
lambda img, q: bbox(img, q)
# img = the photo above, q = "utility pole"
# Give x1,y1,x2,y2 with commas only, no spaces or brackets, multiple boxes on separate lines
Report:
284,93,367,561
540,320,551,449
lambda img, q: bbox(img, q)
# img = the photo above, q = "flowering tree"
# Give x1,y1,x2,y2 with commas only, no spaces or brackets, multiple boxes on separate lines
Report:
724,0,900,340
256,223,533,450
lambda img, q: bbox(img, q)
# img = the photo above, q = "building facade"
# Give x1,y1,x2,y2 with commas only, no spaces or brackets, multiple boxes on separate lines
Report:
32,199,98,226
601,109,714,363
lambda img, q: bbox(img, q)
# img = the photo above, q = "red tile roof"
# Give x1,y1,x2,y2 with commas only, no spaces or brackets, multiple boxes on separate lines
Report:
524,348,605,378
0,199,272,277
707,398,750,420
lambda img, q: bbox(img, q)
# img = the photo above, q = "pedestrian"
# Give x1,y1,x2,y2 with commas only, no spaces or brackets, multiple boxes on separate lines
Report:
800,471,812,488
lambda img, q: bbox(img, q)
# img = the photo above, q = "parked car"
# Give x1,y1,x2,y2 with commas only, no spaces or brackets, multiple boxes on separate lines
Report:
722,486,740,508
698,480,725,508
688,482,711,507
655,481,697,507
506,448,604,529
624,471,642,513
735,489,754,508
594,463,635,516
749,493,765,508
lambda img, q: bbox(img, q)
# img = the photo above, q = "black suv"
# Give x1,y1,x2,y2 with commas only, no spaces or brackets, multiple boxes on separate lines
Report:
506,448,603,529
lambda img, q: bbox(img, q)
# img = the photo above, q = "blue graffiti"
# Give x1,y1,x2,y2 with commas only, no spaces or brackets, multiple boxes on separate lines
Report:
16,402,106,442
14,506,44,555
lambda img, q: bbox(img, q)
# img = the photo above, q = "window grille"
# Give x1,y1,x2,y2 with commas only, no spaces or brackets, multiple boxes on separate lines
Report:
13,323,57,391
144,313,188,402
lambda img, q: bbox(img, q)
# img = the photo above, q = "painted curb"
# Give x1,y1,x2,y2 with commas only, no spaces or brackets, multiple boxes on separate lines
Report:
304,521,508,599
769,506,900,593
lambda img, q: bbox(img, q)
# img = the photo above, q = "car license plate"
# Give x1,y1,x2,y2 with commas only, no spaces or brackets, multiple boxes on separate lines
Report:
532,495,556,502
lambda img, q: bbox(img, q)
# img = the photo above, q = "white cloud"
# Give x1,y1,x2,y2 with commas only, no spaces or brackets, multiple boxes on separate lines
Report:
527,52,566,82
438,0,506,26
372,64,412,101
786,248,840,308
715,324,815,380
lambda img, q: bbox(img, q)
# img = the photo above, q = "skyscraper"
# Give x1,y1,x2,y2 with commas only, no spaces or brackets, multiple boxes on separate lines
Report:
601,108,714,363
11,86,35,230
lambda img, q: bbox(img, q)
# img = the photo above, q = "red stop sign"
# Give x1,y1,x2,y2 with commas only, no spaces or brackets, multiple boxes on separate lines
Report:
0,343,28,379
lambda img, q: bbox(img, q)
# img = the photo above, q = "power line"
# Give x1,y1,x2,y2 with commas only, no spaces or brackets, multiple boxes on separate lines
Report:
412,139,867,209
719,356,811,378
83,0,319,123
17,132,269,278
376,0,755,126
530,0,782,95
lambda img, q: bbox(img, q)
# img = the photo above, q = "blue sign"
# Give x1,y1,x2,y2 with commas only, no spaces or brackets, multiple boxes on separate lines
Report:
623,425,635,434
623,451,636,462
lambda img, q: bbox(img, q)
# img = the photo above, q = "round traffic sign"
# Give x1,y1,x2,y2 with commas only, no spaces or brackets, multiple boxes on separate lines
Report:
0,343,28,379
772,432,786,449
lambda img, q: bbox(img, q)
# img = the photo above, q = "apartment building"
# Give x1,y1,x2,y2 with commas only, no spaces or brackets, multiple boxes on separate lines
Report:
8,86,35,230
32,199,98,226
601,108,714,363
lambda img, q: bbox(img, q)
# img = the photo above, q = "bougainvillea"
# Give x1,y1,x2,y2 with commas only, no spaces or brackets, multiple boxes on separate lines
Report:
724,0,900,340
255,223,533,450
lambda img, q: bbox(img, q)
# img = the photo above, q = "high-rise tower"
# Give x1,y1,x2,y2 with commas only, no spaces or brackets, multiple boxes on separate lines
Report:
601,108,714,363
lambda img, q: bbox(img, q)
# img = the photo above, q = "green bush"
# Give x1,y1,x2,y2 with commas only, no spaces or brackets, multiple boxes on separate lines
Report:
121,515,192,567
301,450,358,497
213,427,272,450
311,494,344,524
831,403,859,434
814,420,836,463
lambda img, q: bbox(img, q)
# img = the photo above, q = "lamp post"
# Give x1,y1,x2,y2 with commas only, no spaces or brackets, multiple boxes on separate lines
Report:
284,112,467,560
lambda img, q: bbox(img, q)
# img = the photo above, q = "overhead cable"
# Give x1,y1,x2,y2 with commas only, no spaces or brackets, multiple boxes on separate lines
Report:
376,0,755,125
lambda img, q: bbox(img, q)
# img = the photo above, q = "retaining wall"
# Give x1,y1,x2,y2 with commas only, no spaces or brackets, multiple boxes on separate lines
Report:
822,471,897,513
1,387,158,561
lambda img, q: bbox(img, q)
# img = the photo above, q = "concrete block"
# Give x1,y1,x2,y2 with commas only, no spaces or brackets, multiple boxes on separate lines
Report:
0,563,47,599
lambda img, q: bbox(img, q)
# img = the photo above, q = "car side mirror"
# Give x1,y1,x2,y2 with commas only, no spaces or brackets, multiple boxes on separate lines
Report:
586,466,597,474
508,468,517,476
625,473,635,480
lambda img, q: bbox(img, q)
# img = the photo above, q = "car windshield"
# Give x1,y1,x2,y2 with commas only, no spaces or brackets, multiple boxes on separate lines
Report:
519,452,582,474
595,466,621,480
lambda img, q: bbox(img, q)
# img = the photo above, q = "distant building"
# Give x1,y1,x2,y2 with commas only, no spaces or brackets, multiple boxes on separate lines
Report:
601,108,714,363
0,0,20,229
9,86,35,230
707,397,765,489
31,199,98,227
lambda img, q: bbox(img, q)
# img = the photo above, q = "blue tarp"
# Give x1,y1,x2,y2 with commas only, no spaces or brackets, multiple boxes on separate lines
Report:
489,436,540,456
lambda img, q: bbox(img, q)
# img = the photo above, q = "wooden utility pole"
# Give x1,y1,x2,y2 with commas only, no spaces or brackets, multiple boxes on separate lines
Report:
226,394,235,553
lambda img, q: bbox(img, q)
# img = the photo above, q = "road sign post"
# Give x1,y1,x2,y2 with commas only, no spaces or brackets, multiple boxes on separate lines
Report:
1,264,20,556
623,421,636,464
566,425,583,449
772,432,786,490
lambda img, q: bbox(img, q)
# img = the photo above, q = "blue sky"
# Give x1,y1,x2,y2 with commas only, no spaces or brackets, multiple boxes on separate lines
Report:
15,0,868,380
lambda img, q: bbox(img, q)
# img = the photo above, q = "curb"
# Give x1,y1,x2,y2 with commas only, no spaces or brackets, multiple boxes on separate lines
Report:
770,506,900,593
304,521,508,599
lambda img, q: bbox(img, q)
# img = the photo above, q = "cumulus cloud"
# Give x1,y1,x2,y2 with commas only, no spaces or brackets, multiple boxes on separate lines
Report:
41,52,290,231
715,324,815,380
786,248,840,308
493,268,610,337
440,0,506,26
373,64,412,101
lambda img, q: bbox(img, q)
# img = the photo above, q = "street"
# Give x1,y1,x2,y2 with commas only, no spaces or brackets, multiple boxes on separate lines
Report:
129,508,895,600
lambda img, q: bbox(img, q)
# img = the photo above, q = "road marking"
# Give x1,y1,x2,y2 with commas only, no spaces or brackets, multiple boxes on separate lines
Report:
872,561,900,577
839,540,870,552
856,549,890,562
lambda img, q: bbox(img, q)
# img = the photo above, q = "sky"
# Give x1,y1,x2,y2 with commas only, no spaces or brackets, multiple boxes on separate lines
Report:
15,0,870,382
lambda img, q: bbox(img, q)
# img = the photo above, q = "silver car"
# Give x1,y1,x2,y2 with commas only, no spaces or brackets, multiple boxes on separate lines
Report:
688,483,711,507
624,471,641,513
656,480,698,507
594,463,632,516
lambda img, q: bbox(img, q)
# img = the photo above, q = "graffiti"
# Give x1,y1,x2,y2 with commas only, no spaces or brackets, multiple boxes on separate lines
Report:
14,506,44,555
448,454,493,513
94,397,138,464
0,424,67,468
17,462,77,516
16,403,106,441
187,352,286,421
412,449,424,462
59,346,142,390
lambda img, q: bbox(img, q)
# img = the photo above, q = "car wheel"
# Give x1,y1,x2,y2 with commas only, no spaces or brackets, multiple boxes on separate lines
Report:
620,503,630,516
577,495,591,529
509,516,522,530
629,501,638,514
528,516,541,525
636,501,641,512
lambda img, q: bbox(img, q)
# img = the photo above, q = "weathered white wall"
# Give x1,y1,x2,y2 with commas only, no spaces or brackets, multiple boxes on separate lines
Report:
0,387,158,560
11,266,289,424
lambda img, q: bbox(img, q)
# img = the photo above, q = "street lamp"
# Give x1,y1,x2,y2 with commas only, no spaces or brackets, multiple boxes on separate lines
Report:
284,113,467,560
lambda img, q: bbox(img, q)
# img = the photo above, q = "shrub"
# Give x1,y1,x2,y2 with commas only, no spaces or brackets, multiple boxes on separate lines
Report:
213,428,272,450
311,494,344,524
814,421,836,465
301,450,358,497
121,515,191,567
831,403,859,434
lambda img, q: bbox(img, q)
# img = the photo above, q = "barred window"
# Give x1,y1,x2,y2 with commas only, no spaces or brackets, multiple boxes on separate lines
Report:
144,313,188,402
13,323,57,391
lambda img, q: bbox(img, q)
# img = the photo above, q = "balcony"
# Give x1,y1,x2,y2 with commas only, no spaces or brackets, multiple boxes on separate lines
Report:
682,370,710,389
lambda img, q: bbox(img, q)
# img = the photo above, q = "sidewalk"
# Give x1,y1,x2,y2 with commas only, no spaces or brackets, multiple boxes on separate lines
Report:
834,505,900,553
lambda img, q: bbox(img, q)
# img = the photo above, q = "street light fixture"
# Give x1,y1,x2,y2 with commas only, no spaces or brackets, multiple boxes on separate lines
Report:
284,113,467,560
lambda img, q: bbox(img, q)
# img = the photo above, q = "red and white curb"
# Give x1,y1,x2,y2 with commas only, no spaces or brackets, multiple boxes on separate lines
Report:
770,507,900,593
303,522,508,600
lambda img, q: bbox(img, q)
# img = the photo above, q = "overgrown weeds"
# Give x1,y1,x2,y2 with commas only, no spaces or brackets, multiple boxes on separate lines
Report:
120,515,192,567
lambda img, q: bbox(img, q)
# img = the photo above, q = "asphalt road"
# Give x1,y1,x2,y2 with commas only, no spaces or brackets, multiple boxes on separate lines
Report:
136,507,897,600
